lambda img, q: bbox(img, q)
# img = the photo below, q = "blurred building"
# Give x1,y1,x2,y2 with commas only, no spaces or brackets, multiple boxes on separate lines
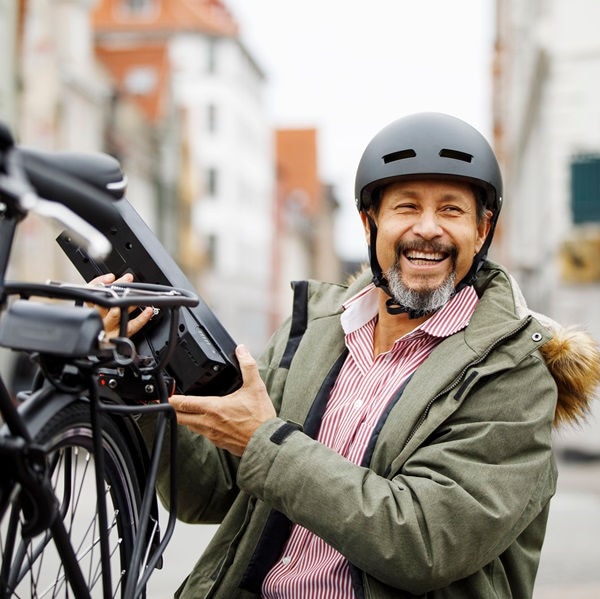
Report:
493,0,600,454
1,0,165,286
1,0,343,361
273,128,340,328
0,0,19,129
0,0,109,383
92,0,276,351
6,1,109,285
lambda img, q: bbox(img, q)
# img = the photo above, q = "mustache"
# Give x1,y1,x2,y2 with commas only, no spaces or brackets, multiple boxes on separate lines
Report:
393,240,459,263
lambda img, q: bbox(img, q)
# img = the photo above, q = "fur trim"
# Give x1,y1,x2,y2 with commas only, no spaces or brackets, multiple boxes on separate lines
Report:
345,263,370,286
513,276,600,428
538,326,600,428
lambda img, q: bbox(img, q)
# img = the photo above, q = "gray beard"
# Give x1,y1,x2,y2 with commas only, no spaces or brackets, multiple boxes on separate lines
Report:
385,265,456,315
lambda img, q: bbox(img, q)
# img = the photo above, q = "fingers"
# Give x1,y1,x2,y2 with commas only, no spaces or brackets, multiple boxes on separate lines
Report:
168,345,276,456
87,272,155,338
87,273,126,317
89,272,135,288
169,394,209,415
169,393,250,456
126,306,155,336
102,305,154,338
89,272,117,287
87,273,116,316
235,343,253,365
169,395,215,435
235,344,261,387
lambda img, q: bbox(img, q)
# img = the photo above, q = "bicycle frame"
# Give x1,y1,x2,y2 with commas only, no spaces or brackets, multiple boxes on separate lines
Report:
0,284,199,596
0,361,179,598
0,126,201,598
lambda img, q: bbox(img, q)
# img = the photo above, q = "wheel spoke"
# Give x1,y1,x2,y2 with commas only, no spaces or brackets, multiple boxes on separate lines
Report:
0,405,144,598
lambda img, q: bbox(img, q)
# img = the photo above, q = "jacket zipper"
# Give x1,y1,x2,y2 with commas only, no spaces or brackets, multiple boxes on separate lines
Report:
401,316,533,452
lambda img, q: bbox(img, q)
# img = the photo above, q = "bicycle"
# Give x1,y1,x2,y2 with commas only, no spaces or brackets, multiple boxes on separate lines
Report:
0,121,228,598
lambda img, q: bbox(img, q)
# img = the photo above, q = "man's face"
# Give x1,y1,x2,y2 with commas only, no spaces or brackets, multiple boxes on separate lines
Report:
361,179,490,309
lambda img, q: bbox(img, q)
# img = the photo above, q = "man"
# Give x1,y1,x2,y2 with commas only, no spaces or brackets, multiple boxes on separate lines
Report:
101,112,600,598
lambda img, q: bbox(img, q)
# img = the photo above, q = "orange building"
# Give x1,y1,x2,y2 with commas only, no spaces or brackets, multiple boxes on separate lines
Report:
91,0,238,123
273,128,340,328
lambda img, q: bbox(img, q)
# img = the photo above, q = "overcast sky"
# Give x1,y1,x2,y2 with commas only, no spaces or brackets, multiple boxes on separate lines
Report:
225,0,496,261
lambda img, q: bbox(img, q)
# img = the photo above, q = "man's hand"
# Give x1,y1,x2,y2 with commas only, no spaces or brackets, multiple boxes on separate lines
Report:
89,272,154,338
169,345,276,456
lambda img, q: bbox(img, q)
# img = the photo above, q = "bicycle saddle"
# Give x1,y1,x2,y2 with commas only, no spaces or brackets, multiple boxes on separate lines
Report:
20,147,126,200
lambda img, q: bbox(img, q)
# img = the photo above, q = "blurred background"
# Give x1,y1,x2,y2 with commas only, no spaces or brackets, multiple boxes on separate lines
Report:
1,1,599,597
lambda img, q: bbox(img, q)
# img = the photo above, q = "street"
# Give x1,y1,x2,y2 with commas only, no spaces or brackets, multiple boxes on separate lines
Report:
534,454,600,598
145,453,600,598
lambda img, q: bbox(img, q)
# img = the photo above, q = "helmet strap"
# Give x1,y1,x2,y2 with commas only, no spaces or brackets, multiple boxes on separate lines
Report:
366,215,387,290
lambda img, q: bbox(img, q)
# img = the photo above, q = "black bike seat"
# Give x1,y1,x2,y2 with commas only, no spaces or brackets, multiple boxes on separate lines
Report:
20,147,126,200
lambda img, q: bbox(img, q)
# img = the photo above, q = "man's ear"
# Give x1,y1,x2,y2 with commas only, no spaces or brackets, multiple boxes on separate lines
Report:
475,209,493,252
360,210,373,244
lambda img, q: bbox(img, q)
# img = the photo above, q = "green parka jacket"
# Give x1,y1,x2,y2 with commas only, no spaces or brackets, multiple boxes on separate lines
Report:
143,261,600,599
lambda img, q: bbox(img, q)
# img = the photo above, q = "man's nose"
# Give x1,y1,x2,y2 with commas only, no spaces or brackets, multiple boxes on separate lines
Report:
412,211,443,238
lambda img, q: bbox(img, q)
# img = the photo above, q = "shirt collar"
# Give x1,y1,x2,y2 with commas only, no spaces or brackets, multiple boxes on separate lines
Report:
341,283,478,339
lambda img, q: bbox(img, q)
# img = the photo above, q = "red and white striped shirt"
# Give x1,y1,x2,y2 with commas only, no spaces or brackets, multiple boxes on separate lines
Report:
261,283,479,599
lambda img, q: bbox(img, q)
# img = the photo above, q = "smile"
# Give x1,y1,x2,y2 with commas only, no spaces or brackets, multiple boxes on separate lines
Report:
404,250,447,265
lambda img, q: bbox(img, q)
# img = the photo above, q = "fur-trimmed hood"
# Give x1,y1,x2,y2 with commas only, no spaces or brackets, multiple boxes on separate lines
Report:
510,274,600,427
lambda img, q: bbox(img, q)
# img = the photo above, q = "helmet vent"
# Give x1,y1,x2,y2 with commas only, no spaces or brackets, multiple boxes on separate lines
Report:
439,148,473,163
382,149,417,164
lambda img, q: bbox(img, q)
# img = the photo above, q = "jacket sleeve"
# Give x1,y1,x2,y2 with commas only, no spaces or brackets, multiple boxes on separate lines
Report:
236,352,558,595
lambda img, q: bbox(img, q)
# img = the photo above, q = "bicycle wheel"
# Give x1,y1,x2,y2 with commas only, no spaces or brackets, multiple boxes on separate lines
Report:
0,400,148,598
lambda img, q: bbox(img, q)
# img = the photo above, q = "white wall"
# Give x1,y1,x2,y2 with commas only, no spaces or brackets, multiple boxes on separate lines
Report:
171,34,274,351
496,0,600,453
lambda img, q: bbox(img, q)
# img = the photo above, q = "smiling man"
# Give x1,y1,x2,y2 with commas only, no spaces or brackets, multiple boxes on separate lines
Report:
116,112,600,599
375,180,489,309
361,177,491,345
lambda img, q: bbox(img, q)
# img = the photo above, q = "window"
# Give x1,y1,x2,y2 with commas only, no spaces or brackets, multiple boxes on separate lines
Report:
207,38,217,74
123,66,157,95
571,154,600,224
206,167,218,197
207,104,217,134
120,0,155,14
206,234,217,268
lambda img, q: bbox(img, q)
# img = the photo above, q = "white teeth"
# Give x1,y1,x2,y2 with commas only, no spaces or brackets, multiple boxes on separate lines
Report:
406,251,444,261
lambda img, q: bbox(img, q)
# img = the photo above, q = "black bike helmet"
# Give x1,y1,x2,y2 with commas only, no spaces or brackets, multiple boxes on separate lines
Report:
354,112,503,315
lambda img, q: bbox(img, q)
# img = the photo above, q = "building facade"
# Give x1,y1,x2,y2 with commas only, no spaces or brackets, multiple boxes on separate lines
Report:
93,0,275,351
0,0,19,130
493,0,600,452
273,128,340,328
0,0,342,385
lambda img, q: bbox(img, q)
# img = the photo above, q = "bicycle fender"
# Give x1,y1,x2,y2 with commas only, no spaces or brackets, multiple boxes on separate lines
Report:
9,385,153,480
8,383,165,562
1,384,83,439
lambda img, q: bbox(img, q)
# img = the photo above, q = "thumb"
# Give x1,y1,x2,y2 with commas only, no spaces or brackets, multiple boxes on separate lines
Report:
235,344,260,384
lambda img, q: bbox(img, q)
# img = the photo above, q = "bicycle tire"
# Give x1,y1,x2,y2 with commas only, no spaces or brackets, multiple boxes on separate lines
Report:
0,400,148,598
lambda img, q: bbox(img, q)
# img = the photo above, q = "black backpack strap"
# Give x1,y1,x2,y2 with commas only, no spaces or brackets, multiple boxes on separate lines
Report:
279,280,309,369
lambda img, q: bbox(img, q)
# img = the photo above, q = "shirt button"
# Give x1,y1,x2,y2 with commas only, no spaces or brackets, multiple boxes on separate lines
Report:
282,556,291,565
353,399,363,409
